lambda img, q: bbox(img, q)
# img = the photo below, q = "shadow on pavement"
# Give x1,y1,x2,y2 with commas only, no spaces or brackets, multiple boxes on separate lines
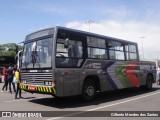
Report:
21,97,36,99
29,84,160,109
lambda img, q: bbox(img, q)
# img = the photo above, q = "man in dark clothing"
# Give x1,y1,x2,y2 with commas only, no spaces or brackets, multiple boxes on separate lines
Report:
7,65,16,93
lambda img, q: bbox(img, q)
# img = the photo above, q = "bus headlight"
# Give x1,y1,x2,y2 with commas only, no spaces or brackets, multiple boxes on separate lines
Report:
44,81,52,86
23,80,27,84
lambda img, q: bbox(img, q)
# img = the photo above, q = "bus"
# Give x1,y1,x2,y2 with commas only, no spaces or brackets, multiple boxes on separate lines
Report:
20,26,156,101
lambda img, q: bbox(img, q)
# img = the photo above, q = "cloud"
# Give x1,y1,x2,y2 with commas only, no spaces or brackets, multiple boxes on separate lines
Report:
100,6,130,20
65,20,160,61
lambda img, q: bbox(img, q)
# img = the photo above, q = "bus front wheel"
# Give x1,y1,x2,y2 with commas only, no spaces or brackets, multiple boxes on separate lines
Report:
81,79,96,101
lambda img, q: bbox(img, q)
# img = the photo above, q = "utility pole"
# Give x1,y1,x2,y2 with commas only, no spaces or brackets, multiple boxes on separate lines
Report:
140,36,145,60
85,20,94,32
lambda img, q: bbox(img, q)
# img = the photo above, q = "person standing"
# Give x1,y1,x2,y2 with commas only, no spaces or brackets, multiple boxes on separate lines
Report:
157,65,160,85
14,68,22,99
1,65,8,92
7,64,16,93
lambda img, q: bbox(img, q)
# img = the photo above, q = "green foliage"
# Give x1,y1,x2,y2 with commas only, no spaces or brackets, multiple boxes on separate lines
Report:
0,43,23,56
18,45,23,51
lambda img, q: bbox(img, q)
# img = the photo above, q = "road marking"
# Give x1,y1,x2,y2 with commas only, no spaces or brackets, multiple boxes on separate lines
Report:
86,90,160,111
46,90,160,120
4,97,46,103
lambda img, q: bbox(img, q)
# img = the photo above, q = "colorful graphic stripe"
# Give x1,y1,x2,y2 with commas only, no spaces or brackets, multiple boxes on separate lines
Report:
126,62,140,87
103,61,141,89
103,61,118,90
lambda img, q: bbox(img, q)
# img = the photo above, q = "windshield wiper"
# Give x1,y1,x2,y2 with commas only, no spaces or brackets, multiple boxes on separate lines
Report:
31,51,41,70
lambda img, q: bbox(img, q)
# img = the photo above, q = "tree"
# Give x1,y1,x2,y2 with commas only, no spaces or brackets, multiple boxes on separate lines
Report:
0,43,23,56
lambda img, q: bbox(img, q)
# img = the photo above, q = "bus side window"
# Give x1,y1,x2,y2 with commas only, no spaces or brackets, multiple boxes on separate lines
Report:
108,41,125,60
125,44,138,61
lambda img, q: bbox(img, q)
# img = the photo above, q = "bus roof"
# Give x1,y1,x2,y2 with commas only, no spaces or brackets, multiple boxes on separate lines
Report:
25,26,137,45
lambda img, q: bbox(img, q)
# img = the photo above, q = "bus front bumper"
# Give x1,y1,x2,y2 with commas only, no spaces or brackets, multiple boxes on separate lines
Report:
20,84,56,95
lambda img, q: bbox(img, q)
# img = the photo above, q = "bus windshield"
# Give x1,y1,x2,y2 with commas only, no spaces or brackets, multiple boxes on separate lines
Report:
22,37,52,69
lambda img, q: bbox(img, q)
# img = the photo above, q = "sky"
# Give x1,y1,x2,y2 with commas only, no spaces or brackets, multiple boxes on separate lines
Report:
0,0,160,61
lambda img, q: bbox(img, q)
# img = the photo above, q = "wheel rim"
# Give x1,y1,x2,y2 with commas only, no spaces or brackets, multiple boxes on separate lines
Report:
85,86,95,97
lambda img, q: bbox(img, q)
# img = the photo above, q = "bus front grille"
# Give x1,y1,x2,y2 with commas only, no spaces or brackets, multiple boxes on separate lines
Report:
21,72,52,85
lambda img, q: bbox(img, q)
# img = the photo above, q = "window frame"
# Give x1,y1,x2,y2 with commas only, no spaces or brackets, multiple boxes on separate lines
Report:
21,36,53,69
55,29,85,68
87,36,108,59
55,28,139,69
124,44,139,61
86,36,139,61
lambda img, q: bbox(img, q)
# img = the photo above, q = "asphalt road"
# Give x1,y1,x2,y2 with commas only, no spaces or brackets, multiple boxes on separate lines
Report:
0,83,160,120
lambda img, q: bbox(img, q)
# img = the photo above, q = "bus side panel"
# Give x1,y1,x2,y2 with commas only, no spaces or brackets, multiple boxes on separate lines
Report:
82,60,129,92
54,70,64,97
55,69,80,97
63,70,80,96
99,73,114,92
139,61,156,85
82,60,156,92
102,61,155,90
81,60,114,92
55,60,156,97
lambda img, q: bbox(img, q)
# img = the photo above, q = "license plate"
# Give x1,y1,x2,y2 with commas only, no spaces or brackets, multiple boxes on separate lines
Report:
29,86,36,91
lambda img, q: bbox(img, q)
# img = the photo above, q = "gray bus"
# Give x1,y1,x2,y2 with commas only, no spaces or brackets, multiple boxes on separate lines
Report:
20,26,156,101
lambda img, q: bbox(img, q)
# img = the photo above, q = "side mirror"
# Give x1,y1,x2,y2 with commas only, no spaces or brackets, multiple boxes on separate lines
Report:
64,38,69,48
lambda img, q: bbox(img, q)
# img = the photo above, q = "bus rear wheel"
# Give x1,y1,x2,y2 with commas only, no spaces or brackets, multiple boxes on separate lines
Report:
144,75,153,90
81,79,96,101
157,80,160,85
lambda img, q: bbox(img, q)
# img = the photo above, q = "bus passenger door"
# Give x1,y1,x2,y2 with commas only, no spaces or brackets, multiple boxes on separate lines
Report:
63,70,80,96
55,29,85,97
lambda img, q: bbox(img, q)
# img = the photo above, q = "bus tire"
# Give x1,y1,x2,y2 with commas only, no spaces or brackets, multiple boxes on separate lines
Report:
81,79,96,101
144,75,153,90
157,80,160,85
